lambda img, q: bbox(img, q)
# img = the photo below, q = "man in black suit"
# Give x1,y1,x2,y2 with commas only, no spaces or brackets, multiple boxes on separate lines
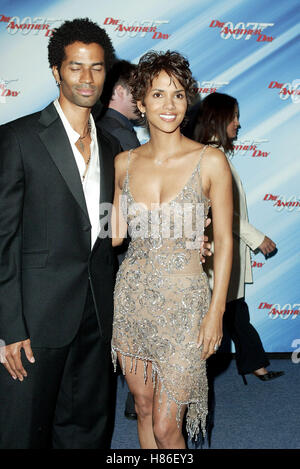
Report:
97,60,140,151
0,18,120,449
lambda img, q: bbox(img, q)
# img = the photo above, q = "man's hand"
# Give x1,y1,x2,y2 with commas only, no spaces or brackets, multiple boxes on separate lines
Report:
258,236,276,256
0,339,35,381
200,217,212,263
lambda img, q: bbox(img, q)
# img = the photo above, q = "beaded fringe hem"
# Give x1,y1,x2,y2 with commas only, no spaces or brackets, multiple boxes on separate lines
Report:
111,346,207,441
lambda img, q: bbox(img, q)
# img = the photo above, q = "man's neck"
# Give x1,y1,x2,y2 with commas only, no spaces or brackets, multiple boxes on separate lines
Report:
108,101,129,120
58,96,91,135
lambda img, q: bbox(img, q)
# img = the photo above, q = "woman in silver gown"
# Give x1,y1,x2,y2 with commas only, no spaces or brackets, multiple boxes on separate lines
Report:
111,51,233,449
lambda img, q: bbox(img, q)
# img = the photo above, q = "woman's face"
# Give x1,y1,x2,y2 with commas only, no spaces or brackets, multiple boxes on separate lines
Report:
226,104,240,139
137,69,187,134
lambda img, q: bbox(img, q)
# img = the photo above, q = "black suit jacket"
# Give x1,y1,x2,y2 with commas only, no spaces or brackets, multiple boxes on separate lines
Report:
98,108,140,151
0,103,120,348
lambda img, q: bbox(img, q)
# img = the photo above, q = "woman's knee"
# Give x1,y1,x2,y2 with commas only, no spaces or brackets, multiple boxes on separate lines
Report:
133,393,153,419
153,417,179,445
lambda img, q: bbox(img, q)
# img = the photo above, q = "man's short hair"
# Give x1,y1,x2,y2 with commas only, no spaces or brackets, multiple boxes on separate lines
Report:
101,60,137,106
48,17,116,72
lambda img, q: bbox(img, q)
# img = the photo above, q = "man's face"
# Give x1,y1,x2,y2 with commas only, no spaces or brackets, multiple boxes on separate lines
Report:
53,41,106,108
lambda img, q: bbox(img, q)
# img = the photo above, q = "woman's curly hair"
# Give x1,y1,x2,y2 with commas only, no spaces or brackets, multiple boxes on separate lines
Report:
130,50,196,125
48,18,116,73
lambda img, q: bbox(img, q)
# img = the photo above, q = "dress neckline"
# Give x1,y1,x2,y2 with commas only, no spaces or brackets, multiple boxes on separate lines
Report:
125,146,209,212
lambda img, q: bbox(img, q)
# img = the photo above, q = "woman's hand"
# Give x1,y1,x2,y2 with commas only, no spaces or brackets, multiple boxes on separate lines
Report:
197,310,223,360
200,217,212,263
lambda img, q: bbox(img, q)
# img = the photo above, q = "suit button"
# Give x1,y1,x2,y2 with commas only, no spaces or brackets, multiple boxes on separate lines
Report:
83,225,91,232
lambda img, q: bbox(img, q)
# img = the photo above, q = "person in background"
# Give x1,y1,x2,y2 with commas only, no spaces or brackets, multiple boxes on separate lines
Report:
193,92,284,383
97,60,140,151
97,60,140,420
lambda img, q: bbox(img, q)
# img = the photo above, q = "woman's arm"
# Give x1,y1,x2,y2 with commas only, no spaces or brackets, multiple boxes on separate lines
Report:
111,152,129,247
198,147,233,360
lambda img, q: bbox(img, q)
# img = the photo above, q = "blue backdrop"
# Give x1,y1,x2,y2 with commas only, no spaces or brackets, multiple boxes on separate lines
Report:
0,0,299,352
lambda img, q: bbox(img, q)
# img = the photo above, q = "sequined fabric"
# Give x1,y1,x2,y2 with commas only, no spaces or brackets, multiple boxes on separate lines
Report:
112,146,211,440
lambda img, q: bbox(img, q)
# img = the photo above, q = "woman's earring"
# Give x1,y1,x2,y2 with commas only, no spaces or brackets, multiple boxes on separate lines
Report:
141,112,145,118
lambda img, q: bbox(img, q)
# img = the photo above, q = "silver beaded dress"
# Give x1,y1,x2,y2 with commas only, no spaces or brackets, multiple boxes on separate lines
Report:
111,146,211,440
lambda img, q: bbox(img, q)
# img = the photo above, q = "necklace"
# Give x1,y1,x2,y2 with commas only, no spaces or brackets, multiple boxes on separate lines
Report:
78,121,91,153
154,155,173,166
82,154,91,181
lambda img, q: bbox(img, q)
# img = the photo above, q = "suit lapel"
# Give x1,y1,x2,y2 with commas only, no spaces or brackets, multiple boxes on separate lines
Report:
38,104,89,221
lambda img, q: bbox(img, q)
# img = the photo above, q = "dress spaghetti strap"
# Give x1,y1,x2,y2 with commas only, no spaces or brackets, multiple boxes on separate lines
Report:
199,144,208,162
198,145,210,204
125,149,133,182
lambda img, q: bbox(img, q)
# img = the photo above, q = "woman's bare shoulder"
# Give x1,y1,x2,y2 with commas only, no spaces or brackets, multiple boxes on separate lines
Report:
183,138,227,163
201,146,232,185
202,145,228,166
183,136,204,152
115,146,146,166
114,150,129,168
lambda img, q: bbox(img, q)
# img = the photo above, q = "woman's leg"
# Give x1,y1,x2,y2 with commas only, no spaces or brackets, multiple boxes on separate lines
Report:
152,381,187,449
117,353,157,449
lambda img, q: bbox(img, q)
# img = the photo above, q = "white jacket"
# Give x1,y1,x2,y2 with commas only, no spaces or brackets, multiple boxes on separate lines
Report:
204,155,265,302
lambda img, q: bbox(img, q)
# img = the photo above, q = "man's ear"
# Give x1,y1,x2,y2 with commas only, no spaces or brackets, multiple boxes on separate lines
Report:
115,84,126,99
52,66,60,84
